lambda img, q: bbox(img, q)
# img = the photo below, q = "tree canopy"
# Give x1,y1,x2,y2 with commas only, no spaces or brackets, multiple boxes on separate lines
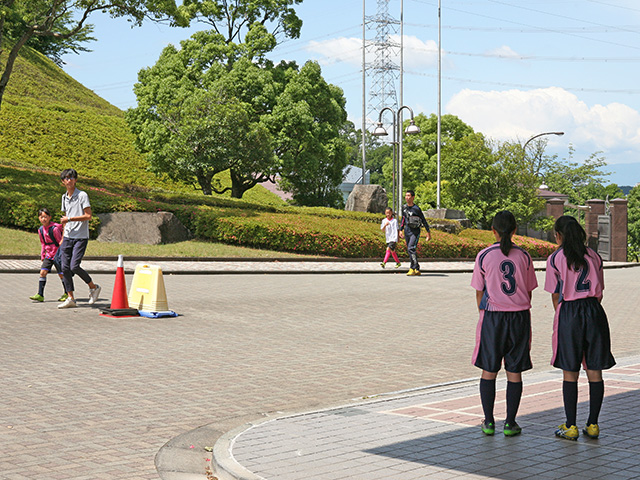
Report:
177,0,302,42
127,27,348,205
627,185,640,261
532,144,623,212
0,0,180,109
267,61,348,206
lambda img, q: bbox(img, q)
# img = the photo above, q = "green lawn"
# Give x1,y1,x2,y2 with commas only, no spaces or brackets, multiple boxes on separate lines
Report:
0,226,318,259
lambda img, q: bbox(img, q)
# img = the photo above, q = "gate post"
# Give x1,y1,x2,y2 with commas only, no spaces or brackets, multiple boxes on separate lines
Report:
545,198,566,242
586,199,605,250
610,198,628,262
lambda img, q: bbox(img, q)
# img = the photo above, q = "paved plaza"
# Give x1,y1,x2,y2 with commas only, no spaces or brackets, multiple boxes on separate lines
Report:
1,260,639,479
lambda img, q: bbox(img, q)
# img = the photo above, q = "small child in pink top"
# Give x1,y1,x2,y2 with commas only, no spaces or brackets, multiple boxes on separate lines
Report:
29,208,67,302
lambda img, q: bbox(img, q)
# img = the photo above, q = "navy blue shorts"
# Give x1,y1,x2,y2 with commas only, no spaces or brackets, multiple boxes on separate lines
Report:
472,309,532,373
551,297,616,372
40,257,61,273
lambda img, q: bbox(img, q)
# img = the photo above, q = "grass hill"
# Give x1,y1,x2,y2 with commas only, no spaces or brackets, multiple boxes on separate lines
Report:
0,46,156,185
0,45,558,259
0,44,282,205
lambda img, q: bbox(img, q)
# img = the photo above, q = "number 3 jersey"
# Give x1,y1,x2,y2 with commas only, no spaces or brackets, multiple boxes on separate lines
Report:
471,243,538,312
544,247,604,302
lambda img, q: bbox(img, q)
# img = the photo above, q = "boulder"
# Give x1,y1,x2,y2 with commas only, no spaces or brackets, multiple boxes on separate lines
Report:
345,184,388,214
423,208,472,233
96,211,192,245
424,208,467,220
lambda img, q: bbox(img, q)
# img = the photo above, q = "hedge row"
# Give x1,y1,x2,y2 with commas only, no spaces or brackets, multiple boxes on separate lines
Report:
0,165,558,259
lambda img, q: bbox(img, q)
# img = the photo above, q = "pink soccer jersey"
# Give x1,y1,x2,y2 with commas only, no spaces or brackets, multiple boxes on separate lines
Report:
471,244,538,312
544,247,604,302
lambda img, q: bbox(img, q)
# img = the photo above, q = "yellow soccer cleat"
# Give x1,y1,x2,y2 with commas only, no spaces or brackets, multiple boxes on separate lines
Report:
583,423,600,439
555,423,579,441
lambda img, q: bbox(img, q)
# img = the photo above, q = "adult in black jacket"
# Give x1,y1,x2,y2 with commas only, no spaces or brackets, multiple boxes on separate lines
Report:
398,190,431,275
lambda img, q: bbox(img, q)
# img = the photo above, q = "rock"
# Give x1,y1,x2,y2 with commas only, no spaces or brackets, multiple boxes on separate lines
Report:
345,184,388,214
96,211,192,245
424,208,467,220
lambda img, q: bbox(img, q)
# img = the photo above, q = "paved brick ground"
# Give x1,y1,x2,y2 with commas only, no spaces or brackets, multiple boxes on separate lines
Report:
1,263,639,479
229,360,640,480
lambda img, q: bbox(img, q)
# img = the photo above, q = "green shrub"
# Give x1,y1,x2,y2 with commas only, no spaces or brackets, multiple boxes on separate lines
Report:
460,228,557,258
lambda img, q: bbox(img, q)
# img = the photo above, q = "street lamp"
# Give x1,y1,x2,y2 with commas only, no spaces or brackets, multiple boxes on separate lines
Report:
523,131,564,189
523,131,564,151
372,106,421,216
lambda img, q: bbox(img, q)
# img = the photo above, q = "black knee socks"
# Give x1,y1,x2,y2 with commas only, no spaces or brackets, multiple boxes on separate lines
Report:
480,378,496,424
506,381,523,425
563,380,578,427
38,277,46,296
588,381,604,426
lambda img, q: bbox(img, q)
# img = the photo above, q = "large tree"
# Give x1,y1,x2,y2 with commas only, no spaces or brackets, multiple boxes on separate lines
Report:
0,0,179,109
127,28,348,202
126,33,280,197
382,113,476,194
386,115,544,227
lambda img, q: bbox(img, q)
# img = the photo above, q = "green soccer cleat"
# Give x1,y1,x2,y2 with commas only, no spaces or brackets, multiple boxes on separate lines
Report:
29,294,44,302
503,422,522,437
58,293,69,302
395,262,401,268
583,423,600,439
380,262,386,268
555,423,579,441
481,420,495,436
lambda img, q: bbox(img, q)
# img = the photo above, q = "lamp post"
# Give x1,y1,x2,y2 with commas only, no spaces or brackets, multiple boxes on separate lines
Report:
372,106,421,215
523,131,564,189
523,131,564,151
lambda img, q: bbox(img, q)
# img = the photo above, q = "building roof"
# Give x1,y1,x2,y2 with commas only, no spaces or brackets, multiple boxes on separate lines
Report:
343,165,369,184
537,188,569,200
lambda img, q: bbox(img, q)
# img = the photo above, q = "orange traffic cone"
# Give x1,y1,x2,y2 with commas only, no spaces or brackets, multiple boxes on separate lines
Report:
99,255,139,317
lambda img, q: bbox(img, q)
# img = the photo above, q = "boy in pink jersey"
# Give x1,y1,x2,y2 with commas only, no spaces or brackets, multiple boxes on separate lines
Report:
471,211,538,437
545,215,615,441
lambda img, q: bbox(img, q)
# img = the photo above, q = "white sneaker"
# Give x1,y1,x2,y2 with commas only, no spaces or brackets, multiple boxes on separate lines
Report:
88,285,101,305
58,297,77,309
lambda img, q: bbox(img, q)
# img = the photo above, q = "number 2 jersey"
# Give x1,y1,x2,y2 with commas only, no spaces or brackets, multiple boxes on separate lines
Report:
471,243,538,311
544,247,604,302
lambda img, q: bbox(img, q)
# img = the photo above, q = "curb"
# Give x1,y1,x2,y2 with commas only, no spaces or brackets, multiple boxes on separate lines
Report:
163,378,478,480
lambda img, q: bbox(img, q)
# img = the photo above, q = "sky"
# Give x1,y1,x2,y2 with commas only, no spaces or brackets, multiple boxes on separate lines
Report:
61,0,640,187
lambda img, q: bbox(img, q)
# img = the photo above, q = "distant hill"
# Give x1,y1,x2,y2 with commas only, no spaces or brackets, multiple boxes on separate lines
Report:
619,185,636,196
0,45,283,204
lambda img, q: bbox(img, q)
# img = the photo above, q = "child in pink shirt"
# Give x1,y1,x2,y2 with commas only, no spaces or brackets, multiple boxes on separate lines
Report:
471,211,538,437
545,215,615,441
29,208,67,302
380,207,401,268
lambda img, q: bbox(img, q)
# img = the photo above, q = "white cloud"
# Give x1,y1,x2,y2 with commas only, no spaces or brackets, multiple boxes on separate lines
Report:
306,37,362,66
306,35,437,69
446,87,640,159
389,34,438,69
485,45,520,59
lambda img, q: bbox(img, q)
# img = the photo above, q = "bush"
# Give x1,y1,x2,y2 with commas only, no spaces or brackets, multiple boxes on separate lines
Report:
459,228,557,258
0,165,559,258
